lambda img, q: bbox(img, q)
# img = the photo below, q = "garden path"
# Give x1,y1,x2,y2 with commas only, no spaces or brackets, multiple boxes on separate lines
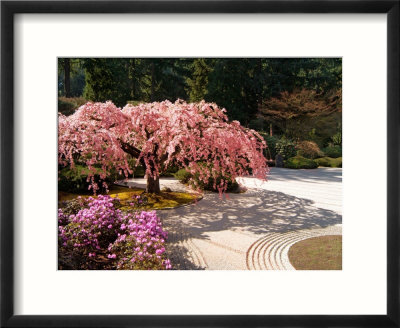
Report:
119,168,342,270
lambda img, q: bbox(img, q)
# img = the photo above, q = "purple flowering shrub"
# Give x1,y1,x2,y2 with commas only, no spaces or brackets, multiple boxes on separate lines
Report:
58,195,171,270
109,211,171,270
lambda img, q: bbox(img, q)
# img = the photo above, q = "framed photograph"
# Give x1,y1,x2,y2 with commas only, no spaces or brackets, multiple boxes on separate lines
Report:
1,1,399,327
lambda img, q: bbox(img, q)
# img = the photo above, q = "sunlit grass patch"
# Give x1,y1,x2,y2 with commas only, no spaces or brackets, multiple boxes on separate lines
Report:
288,235,342,270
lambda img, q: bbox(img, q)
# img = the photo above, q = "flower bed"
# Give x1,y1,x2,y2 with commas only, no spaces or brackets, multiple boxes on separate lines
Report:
58,195,171,270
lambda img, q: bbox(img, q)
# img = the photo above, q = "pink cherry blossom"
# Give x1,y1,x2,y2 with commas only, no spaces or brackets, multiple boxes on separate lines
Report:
59,100,269,194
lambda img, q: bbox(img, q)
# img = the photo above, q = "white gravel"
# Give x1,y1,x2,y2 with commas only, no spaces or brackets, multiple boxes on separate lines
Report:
118,168,342,270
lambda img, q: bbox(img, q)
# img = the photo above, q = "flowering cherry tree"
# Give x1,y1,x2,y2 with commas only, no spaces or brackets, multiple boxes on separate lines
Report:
59,100,268,194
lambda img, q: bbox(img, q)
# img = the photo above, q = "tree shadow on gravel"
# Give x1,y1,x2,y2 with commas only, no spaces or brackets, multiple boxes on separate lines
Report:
164,243,205,270
162,221,206,270
159,189,342,242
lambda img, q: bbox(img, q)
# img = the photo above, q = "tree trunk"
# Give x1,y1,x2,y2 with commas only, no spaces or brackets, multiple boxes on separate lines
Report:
257,58,263,107
146,175,160,193
130,59,136,99
64,58,71,98
119,140,161,193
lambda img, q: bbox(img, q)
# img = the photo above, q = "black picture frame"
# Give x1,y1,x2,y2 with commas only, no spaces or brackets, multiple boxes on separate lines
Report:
1,1,399,327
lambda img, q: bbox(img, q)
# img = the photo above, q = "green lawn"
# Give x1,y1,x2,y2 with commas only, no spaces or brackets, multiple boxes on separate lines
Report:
288,235,342,270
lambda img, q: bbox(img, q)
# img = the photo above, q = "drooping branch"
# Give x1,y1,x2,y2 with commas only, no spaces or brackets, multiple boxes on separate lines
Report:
119,140,141,158
59,100,268,195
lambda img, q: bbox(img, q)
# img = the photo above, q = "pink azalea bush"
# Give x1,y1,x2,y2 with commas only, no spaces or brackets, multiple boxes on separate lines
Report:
58,195,171,270
108,210,171,270
58,100,269,194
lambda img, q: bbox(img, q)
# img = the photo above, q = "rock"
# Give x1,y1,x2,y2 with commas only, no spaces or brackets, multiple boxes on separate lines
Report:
275,153,284,168
161,187,172,192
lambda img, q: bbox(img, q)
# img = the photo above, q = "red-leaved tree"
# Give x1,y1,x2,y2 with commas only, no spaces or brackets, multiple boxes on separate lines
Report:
58,100,268,194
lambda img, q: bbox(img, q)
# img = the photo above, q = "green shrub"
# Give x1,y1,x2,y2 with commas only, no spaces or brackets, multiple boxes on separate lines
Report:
58,99,75,116
162,165,180,177
127,100,144,106
296,141,323,159
284,156,318,169
173,169,192,184
58,165,118,193
203,175,239,192
331,131,342,146
266,159,276,167
315,157,342,168
322,145,342,158
58,97,88,116
174,168,239,192
257,132,278,160
264,135,278,160
132,165,145,178
276,137,296,160
314,157,330,167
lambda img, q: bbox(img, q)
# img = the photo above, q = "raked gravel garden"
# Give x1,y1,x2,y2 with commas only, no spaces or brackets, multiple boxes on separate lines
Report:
116,167,342,270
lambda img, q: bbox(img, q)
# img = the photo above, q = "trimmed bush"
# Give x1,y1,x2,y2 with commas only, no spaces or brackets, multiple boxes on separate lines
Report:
276,137,296,160
259,133,278,160
173,169,192,184
314,157,330,167
322,145,342,158
315,157,342,168
266,159,276,167
127,100,144,106
58,165,119,193
331,131,342,146
58,97,87,116
58,99,75,116
161,165,180,177
285,156,318,169
296,140,323,159
174,168,239,192
132,165,145,178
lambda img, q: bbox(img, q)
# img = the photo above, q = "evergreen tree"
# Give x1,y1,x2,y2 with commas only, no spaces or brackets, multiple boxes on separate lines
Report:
83,58,131,107
57,57,342,134
186,58,212,102
206,58,260,125
58,58,86,97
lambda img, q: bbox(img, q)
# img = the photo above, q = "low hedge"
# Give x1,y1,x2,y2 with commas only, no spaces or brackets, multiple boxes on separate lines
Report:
276,137,296,160
58,97,87,116
174,169,192,184
322,145,342,158
174,168,239,192
131,165,179,178
162,165,180,177
296,141,323,159
284,156,318,169
315,157,342,168
132,165,145,178
58,165,118,193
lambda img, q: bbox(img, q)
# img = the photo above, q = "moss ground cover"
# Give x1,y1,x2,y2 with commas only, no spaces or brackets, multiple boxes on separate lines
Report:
59,185,199,210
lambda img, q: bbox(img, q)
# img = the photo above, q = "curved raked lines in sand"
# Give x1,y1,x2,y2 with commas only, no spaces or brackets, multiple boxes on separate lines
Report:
182,238,208,269
246,226,342,270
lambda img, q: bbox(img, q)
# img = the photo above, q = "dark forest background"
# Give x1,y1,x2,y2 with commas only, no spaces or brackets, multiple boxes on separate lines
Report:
58,58,342,150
